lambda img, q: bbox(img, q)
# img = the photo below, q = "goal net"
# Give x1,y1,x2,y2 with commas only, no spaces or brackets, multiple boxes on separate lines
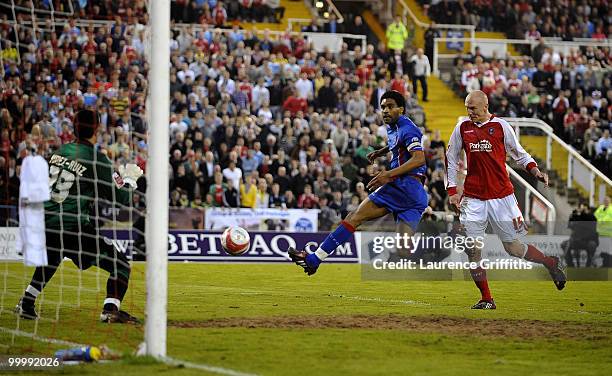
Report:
0,0,155,357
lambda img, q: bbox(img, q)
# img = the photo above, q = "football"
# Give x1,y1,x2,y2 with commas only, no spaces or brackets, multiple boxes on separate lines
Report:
220,226,251,256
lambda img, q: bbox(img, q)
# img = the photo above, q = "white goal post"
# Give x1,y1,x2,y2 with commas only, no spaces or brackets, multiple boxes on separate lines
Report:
145,0,170,358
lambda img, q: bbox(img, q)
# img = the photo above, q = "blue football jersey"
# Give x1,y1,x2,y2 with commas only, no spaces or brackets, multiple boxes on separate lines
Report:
387,115,427,177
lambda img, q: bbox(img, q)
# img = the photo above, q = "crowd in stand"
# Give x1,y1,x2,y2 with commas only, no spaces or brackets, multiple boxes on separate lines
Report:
423,0,610,39
0,2,447,230
11,1,284,24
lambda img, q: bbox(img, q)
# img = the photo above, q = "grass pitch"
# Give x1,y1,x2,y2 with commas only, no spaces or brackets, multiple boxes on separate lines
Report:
1,262,612,375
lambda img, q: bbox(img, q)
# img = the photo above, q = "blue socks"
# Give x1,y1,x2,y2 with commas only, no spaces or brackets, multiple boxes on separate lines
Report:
306,221,355,267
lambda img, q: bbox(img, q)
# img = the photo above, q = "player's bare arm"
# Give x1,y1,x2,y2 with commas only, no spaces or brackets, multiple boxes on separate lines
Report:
445,120,464,213
367,150,425,192
366,146,389,164
529,165,549,186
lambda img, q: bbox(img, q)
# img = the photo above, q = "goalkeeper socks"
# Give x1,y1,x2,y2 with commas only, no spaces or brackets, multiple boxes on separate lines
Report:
470,267,492,301
108,277,129,299
103,298,121,312
22,285,41,307
523,244,555,269
23,266,57,306
308,221,356,266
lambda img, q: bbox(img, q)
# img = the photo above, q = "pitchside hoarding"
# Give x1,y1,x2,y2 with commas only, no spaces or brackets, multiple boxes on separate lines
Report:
100,230,358,262
1,228,610,280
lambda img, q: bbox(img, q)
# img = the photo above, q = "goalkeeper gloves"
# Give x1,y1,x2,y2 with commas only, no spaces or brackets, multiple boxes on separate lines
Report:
114,163,144,189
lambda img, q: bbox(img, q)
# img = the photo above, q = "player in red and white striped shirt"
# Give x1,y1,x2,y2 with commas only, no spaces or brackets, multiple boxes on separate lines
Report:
445,90,566,309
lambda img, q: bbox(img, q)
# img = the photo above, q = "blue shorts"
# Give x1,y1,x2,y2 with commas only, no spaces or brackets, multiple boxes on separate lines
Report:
368,176,428,229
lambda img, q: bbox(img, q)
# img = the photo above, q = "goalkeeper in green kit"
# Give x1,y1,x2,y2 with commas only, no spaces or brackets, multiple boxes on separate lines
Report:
16,110,143,323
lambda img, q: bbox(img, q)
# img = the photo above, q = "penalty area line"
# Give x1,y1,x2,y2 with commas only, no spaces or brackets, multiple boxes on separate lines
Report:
162,356,258,376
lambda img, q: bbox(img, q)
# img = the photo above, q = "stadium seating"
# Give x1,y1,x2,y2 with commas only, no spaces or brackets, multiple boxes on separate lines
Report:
1,0,442,229
423,0,609,39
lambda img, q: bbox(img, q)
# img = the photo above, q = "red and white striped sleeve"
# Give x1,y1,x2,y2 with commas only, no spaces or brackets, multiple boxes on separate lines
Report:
500,119,537,171
445,120,464,196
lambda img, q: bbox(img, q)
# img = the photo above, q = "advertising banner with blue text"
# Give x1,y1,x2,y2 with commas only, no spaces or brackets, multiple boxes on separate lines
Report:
99,230,358,263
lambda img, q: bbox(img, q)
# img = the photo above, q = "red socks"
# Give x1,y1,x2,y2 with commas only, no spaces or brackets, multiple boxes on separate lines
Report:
524,244,555,269
468,245,554,303
469,267,492,301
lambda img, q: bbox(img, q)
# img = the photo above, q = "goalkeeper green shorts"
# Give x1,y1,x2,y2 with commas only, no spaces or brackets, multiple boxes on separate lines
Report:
44,224,130,279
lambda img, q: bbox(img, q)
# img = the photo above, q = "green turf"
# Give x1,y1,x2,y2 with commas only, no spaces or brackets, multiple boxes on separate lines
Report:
1,262,612,375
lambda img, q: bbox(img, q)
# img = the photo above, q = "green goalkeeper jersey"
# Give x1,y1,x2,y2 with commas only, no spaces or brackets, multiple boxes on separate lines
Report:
44,142,131,231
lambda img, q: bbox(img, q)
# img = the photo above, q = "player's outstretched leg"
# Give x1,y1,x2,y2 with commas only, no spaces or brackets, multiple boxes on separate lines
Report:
16,265,59,320
505,242,566,290
288,220,356,276
524,244,566,290
288,198,388,276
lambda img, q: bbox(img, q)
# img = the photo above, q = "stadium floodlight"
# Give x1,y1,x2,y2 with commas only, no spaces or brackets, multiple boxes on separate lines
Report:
145,0,170,358
315,1,324,9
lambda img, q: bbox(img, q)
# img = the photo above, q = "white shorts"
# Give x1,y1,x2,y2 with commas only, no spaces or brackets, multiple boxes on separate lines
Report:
459,194,527,243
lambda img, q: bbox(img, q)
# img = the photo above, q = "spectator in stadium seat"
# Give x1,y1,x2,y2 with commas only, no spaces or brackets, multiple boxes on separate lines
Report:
283,91,307,117
241,148,260,176
174,164,196,201
346,90,367,121
264,0,284,23
584,121,603,159
271,166,290,195
347,16,368,49
208,172,227,207
596,130,612,158
329,190,347,218
302,17,323,33
354,136,374,168
223,158,243,190
213,1,228,26
267,181,284,208
317,76,337,111
390,71,407,95
284,190,297,209
318,195,339,231
552,91,570,133
324,13,340,34
370,79,387,111
291,164,313,197
297,184,319,209
329,169,350,193
253,178,268,208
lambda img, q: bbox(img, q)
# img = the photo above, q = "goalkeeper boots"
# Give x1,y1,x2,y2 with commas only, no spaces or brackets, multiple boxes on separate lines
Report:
288,247,319,276
100,309,141,324
547,256,566,291
15,298,38,320
471,299,496,310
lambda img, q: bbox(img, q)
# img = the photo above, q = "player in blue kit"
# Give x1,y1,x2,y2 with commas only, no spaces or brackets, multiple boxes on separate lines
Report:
288,90,428,275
